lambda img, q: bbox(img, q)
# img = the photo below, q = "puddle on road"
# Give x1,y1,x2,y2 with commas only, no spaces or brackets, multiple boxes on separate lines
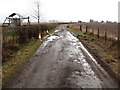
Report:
42,35,60,48
37,32,61,54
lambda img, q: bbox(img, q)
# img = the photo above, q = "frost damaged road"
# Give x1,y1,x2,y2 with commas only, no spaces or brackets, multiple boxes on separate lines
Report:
6,25,118,88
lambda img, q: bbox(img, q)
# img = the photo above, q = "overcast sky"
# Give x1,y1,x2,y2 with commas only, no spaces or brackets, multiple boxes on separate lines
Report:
0,0,119,23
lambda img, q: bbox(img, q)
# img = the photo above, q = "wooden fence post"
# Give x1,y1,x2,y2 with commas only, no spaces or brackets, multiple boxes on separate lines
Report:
25,26,27,43
92,28,94,35
80,25,82,31
105,30,107,41
97,28,99,38
86,26,88,33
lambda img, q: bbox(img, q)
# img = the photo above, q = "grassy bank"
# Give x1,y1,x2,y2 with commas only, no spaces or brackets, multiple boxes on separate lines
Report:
2,23,59,63
68,24,118,80
2,39,40,85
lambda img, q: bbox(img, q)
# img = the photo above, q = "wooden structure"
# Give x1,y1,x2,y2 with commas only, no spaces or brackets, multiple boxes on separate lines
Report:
2,13,30,27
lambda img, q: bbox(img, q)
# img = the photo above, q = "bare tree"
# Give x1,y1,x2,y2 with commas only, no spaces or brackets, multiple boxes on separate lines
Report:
32,1,40,24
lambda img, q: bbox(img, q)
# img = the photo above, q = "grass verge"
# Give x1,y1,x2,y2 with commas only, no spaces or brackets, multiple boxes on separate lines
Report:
2,24,58,86
2,39,41,86
68,24,118,81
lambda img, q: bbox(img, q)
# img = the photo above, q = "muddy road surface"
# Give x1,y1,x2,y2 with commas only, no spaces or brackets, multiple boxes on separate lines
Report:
5,25,118,88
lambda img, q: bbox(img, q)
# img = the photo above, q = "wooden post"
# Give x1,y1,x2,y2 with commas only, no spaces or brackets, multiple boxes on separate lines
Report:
118,23,120,88
25,27,27,43
86,26,88,33
80,25,82,31
105,30,107,41
97,28,99,38
28,17,30,25
92,28,94,35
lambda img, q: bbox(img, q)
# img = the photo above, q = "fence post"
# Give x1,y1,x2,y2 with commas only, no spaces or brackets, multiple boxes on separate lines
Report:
86,26,88,33
80,25,82,31
105,30,107,41
25,26,27,43
97,28,99,38
92,28,94,35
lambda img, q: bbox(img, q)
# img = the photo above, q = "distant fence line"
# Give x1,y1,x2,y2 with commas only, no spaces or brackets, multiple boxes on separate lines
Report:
79,25,118,41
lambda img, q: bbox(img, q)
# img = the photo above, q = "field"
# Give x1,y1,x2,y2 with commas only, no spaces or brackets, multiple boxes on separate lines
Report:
71,22,118,40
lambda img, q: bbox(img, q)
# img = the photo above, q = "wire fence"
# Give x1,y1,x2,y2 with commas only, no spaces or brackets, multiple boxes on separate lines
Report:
79,24,118,41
